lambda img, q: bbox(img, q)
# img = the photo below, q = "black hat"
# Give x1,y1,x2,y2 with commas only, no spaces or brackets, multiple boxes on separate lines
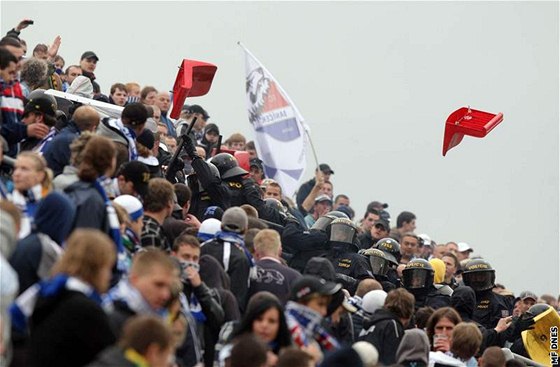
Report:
23,96,56,118
118,161,150,198
318,163,334,175
368,201,389,211
290,275,342,301
186,104,210,120
204,123,220,135
80,51,99,61
249,158,264,171
374,219,390,231
136,129,155,150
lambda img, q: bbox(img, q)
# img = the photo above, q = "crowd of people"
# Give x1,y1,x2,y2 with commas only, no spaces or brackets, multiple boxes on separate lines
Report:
1,19,559,367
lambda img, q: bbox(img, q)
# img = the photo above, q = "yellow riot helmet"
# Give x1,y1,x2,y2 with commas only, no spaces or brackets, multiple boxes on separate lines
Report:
521,304,560,366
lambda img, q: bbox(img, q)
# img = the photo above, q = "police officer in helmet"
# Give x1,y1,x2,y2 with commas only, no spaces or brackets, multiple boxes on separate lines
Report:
211,152,283,225
359,248,398,292
325,218,372,293
182,136,231,220
462,258,512,329
371,237,402,289
402,258,451,310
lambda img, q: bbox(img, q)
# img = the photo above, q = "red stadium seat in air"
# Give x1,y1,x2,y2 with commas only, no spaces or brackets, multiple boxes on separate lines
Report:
442,107,504,156
170,59,217,119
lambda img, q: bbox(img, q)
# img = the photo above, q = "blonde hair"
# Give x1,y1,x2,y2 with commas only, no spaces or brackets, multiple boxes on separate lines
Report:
51,229,116,292
17,151,53,193
254,229,281,256
130,248,176,277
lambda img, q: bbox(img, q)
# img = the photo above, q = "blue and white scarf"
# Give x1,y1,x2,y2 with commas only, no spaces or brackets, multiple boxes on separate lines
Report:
213,230,257,281
105,118,138,161
285,301,340,351
9,274,101,333
34,127,57,155
94,177,128,274
103,279,166,317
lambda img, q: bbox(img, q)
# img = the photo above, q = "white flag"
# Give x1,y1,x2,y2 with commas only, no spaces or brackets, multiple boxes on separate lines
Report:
240,43,308,198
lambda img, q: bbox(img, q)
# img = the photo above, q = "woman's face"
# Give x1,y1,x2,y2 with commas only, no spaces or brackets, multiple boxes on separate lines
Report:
13,156,44,191
252,307,280,343
144,91,157,105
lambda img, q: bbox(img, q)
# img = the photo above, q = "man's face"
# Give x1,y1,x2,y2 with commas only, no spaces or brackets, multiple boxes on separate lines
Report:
442,256,457,279
362,212,380,232
446,242,458,254
402,219,416,232
205,131,219,143
0,61,17,83
249,166,264,182
172,244,200,264
456,251,470,262
321,182,333,198
192,114,207,131
33,51,48,60
520,298,536,314
247,149,258,159
264,186,282,200
370,223,389,241
314,201,332,218
4,45,24,70
401,235,419,257
165,137,177,153
66,66,82,84
432,245,447,259
155,92,171,113
230,141,245,151
111,88,128,107
54,58,65,70
80,57,97,73
131,266,174,310
22,112,41,126
333,197,349,210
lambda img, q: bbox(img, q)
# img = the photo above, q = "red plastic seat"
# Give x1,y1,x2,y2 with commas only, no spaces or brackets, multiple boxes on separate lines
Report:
169,59,217,119
442,107,504,156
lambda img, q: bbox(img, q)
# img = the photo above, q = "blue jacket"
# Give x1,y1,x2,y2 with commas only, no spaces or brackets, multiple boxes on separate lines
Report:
43,121,81,176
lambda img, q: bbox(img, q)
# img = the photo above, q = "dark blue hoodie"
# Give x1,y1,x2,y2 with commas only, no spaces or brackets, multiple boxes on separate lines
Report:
9,192,76,294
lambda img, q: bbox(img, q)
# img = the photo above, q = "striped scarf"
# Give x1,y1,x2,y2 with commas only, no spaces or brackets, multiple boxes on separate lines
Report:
9,274,102,333
34,127,58,154
285,301,340,351
93,177,128,274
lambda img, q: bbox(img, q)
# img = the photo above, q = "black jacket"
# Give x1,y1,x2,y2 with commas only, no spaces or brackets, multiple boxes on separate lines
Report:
281,220,329,273
472,289,512,329
29,290,116,367
295,178,315,214
359,308,405,365
43,121,80,176
188,157,230,221
64,180,109,235
85,346,136,367
249,258,302,305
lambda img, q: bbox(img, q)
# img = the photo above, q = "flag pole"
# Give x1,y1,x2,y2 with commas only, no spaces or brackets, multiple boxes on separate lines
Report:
237,41,321,171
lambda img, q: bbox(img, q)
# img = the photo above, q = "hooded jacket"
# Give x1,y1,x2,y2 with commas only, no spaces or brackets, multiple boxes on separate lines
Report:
396,329,430,366
64,180,109,235
9,192,76,294
359,308,405,365
85,346,136,367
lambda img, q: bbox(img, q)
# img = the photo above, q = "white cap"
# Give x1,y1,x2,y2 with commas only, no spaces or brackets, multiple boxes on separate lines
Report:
457,242,473,253
198,218,221,241
352,341,379,367
113,194,144,221
362,289,387,315
418,233,432,247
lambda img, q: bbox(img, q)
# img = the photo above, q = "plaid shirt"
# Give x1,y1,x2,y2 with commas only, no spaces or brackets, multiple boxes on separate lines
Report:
141,215,168,250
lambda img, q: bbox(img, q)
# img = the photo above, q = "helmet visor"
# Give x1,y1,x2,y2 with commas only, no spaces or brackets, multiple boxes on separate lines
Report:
463,271,494,291
329,222,357,244
369,255,389,276
403,268,432,289
312,216,333,231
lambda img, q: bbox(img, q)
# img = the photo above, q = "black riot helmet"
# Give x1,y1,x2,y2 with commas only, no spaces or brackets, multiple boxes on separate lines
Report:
264,198,288,220
360,248,395,277
210,153,248,180
402,258,434,291
328,218,358,245
462,259,496,292
311,210,349,231
374,237,402,264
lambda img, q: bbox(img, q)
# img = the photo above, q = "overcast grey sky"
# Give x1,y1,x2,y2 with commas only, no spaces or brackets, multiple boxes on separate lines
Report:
2,1,559,296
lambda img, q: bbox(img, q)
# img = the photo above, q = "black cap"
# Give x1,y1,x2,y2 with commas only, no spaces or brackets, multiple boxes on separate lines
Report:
368,201,389,211
290,275,342,301
186,104,210,120
118,161,150,198
374,219,390,231
80,51,99,61
136,129,155,150
23,96,56,118
318,163,334,175
204,123,220,135
249,158,264,171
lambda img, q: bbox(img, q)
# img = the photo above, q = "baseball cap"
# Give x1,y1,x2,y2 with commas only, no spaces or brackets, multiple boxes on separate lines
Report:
373,219,390,231
457,242,473,253
113,195,144,221
118,161,150,198
368,201,389,210
221,207,248,233
80,51,99,61
204,123,220,135
290,275,342,302
186,105,210,120
519,291,538,302
315,194,333,204
318,163,334,175
136,129,155,150
249,158,264,171
23,96,56,118
418,233,432,247
198,218,221,242
362,289,388,315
